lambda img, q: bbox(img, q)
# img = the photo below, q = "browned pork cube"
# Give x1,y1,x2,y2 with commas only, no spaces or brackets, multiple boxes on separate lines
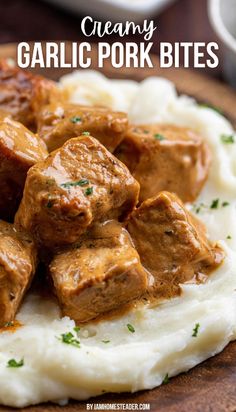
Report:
0,116,48,221
0,220,37,327
15,136,140,248
0,59,59,130
37,103,128,153
127,192,224,299
50,220,148,322
115,124,211,203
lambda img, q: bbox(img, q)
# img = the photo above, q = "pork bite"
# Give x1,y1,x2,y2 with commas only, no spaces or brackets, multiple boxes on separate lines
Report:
0,60,59,130
127,191,224,299
15,136,139,248
0,220,37,327
50,220,147,323
0,116,48,221
115,124,211,203
37,102,128,152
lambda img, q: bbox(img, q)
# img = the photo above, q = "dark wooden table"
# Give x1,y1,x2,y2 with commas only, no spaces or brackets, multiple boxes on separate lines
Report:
0,0,223,79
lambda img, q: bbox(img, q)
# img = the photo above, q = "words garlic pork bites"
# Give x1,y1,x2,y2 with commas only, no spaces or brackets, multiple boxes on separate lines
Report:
0,221,37,327
0,60,60,131
0,117,48,221
50,220,148,323
115,124,211,203
37,102,128,153
15,136,140,248
127,192,224,299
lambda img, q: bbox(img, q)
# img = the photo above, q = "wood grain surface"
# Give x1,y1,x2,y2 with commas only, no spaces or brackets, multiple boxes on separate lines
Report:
0,42,236,412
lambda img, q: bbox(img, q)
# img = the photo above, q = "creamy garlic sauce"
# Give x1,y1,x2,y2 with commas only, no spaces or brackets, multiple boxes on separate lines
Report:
0,71,236,407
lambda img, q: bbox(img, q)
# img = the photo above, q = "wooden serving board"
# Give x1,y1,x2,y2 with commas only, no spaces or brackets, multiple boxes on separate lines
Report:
0,42,236,412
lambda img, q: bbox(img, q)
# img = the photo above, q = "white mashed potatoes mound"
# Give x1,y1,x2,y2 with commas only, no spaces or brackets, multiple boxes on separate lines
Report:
0,71,236,408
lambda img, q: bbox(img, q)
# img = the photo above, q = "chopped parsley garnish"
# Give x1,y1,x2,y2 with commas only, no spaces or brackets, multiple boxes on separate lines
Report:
221,134,235,144
162,373,169,384
70,116,82,124
85,187,93,196
193,203,207,214
194,200,230,214
198,103,223,115
195,204,203,214
82,131,90,136
58,332,80,348
46,200,53,208
102,340,110,344
210,199,219,209
61,179,89,189
154,133,165,141
74,326,80,333
7,358,24,368
4,321,14,327
192,323,200,337
210,199,229,209
227,235,232,240
127,323,135,333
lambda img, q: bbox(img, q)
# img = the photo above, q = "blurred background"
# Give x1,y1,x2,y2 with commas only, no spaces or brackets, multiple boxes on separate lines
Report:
0,0,232,81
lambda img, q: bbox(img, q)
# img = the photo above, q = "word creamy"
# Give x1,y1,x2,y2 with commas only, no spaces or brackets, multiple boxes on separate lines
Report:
81,16,156,41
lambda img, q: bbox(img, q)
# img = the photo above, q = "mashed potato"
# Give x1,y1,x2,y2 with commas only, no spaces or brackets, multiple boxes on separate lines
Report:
0,71,236,407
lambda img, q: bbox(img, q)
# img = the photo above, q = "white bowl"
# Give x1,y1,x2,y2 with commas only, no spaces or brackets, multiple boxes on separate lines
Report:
208,0,236,87
44,0,176,23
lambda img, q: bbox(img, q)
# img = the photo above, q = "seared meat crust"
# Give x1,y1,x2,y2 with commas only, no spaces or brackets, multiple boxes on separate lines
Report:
0,116,48,221
127,191,224,299
37,103,128,152
115,124,211,203
15,136,139,248
0,221,37,326
50,220,147,322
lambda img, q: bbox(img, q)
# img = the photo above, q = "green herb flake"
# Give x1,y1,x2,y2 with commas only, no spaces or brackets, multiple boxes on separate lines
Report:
102,340,110,344
199,103,223,115
154,133,165,141
195,200,229,214
162,373,170,385
227,235,232,240
58,332,80,348
46,200,53,208
82,131,90,136
192,323,200,337
193,203,207,214
221,134,235,144
127,323,135,333
4,321,14,327
61,179,89,189
7,358,24,368
70,116,82,124
85,187,93,196
210,199,219,209
74,326,80,333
